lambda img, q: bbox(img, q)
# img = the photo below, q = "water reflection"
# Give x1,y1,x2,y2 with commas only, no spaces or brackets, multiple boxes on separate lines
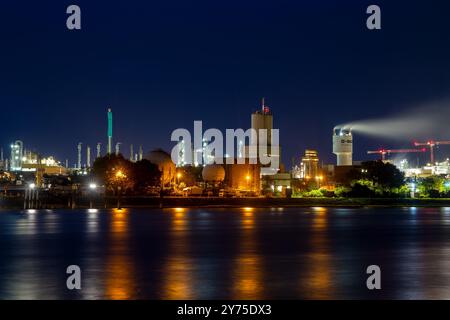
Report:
231,208,264,299
301,207,334,299
161,207,194,299
105,208,136,299
3,207,450,299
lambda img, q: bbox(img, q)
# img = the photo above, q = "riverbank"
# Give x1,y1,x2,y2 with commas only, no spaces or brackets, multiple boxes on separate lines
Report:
1,196,450,209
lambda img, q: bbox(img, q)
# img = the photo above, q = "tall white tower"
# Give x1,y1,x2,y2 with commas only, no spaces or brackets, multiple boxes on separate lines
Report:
107,108,113,154
77,142,82,169
115,142,121,156
96,143,101,158
86,145,91,167
333,128,353,166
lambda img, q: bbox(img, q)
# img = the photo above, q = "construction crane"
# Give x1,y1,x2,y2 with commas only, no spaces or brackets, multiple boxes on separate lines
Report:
367,148,426,161
413,140,450,165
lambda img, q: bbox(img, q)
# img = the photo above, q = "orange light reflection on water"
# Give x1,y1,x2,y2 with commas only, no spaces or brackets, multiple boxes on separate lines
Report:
105,208,136,299
301,207,334,299
231,208,263,299
162,208,194,299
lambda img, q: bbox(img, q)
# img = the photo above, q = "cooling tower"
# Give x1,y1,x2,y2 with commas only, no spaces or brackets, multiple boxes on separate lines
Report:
332,128,353,166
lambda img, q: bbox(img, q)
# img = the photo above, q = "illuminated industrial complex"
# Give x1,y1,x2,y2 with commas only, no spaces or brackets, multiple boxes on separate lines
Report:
1,101,450,200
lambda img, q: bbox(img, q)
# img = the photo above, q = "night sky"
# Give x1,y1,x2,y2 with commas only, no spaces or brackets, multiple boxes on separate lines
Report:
1,0,450,167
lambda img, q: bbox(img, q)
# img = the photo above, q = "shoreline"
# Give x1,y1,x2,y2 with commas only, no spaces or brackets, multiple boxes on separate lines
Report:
1,196,450,210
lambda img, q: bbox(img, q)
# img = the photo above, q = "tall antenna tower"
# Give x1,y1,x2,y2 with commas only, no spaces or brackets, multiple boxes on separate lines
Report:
107,108,113,154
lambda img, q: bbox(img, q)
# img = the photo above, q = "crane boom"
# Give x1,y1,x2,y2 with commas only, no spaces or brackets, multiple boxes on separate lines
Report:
413,140,450,164
367,148,426,161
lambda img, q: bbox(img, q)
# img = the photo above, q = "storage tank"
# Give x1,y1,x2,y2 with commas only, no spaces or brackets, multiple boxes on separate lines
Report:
202,164,225,182
332,128,353,166
145,149,176,185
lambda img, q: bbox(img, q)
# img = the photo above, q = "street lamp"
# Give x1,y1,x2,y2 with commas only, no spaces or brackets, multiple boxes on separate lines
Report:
114,169,126,209
89,183,97,209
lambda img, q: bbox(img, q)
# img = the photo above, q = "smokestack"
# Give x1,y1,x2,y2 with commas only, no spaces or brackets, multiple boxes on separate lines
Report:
107,108,113,154
77,142,82,169
87,145,91,167
139,145,143,161
115,142,121,156
130,144,134,161
97,143,101,158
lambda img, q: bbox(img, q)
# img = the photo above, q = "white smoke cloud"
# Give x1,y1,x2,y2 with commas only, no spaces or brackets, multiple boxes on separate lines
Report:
334,99,450,141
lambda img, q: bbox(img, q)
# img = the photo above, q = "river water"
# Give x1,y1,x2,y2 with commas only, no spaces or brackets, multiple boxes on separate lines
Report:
1,206,450,299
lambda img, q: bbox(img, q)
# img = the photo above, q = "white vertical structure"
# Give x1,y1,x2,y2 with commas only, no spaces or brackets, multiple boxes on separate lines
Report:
77,142,82,169
115,142,121,156
96,143,101,158
251,98,273,147
130,144,134,161
86,145,91,167
139,145,143,161
333,128,353,166
248,98,279,175
10,140,24,171
107,108,113,154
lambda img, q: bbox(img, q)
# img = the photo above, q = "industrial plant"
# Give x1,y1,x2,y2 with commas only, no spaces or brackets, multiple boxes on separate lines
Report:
1,100,450,205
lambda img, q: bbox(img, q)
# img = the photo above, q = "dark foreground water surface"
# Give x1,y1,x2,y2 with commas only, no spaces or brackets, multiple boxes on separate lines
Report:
1,206,450,299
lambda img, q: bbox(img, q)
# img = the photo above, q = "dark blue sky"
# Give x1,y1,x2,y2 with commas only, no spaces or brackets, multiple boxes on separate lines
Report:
1,0,450,167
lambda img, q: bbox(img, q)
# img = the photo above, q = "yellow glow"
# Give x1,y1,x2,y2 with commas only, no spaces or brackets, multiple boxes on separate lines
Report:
246,175,250,181
162,208,193,299
232,212,262,299
177,172,182,178
115,169,126,179
105,207,134,299
243,207,254,213
113,207,128,217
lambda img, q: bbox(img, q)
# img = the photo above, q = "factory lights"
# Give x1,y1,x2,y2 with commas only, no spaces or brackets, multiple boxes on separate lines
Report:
171,120,280,175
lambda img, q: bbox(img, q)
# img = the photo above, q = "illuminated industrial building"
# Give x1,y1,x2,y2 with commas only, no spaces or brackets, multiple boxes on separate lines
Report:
10,140,24,171
299,149,319,179
224,162,261,194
